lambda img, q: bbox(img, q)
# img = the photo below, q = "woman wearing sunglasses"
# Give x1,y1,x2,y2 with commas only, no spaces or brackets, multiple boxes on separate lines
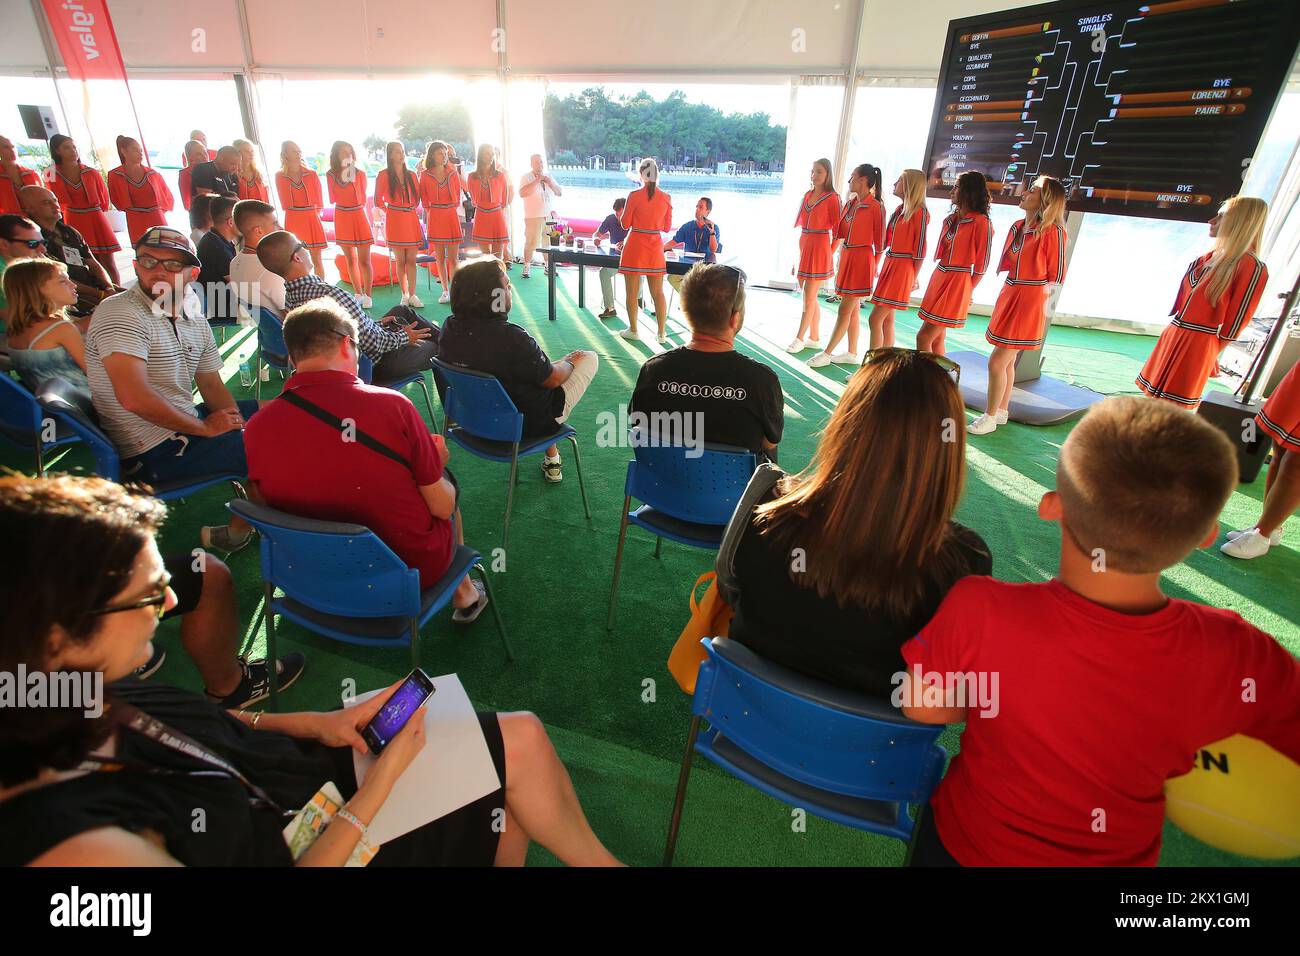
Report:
0,475,622,868
721,348,991,699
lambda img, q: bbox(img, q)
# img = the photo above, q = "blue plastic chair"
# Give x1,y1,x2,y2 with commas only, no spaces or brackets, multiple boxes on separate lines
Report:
432,357,590,548
357,352,438,430
255,306,290,400
664,637,947,866
228,499,512,706
0,374,81,476
36,380,246,500
606,442,755,629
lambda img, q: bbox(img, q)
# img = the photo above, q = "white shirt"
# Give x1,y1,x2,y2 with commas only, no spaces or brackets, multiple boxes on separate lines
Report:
230,249,286,315
520,170,560,220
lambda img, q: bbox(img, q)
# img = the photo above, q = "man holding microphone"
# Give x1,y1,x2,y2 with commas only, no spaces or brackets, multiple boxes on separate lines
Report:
519,153,563,279
664,196,721,299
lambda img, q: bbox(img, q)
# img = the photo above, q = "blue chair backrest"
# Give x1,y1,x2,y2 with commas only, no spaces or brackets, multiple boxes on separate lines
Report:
696,637,946,805
257,307,290,368
431,357,523,443
0,374,42,440
35,383,121,480
357,353,374,383
229,499,421,618
626,442,756,526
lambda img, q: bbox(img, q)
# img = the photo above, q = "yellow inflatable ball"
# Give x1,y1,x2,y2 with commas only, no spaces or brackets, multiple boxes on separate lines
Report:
1165,734,1300,860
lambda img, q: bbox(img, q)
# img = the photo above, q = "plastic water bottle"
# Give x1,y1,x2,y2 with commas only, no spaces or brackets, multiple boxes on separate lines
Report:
239,360,254,389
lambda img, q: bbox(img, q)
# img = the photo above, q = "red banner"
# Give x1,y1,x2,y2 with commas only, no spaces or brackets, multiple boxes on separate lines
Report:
40,0,128,83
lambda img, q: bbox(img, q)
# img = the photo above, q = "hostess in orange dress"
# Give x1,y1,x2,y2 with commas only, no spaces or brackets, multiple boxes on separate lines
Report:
618,185,673,277
1,166,41,215
1136,252,1269,409
375,168,424,248
985,218,1067,350
419,167,464,245
48,164,120,254
276,168,327,250
107,166,174,245
871,205,930,308
1258,360,1300,454
238,173,271,204
327,169,373,247
794,189,842,281
465,172,510,244
834,195,885,296
917,211,994,328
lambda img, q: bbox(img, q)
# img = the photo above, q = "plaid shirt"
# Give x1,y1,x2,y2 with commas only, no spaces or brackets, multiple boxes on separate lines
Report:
283,273,405,361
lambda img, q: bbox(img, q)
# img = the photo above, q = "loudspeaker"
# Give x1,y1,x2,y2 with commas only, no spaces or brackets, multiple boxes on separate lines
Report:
17,105,58,141
1196,390,1273,484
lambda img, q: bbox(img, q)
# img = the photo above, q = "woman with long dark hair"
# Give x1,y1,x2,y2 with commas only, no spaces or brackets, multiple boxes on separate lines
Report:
725,349,992,698
788,157,841,353
106,135,174,245
375,141,424,308
327,140,374,307
419,140,464,305
465,143,510,263
617,157,673,342
915,170,993,356
45,134,121,286
0,475,622,867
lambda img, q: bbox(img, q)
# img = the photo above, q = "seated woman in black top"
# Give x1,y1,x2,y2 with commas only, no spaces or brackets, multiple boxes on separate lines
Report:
0,475,621,867
436,258,598,482
726,349,992,699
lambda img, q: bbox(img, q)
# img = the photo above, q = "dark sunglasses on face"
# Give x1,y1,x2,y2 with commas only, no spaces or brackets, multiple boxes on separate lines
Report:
862,346,962,385
10,237,46,249
92,578,173,621
136,255,188,273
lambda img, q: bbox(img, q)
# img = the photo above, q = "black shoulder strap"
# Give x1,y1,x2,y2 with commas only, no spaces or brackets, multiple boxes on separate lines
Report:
715,463,785,607
280,389,411,470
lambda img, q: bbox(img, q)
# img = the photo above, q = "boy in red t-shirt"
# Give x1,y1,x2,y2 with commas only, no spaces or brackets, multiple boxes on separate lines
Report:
900,395,1300,866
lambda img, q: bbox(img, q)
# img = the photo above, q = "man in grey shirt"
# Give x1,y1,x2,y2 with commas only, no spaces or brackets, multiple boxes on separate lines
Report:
85,226,259,552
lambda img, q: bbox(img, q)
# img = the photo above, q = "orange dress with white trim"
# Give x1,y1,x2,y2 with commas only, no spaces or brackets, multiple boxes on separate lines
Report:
237,174,270,204
465,172,510,244
419,167,464,245
107,166,174,245
276,169,327,249
985,218,1067,350
1,166,40,215
618,185,673,277
374,169,424,248
834,195,885,296
327,169,373,247
1136,252,1269,410
48,165,120,253
871,205,930,308
794,190,842,281
1257,360,1300,453
917,211,994,328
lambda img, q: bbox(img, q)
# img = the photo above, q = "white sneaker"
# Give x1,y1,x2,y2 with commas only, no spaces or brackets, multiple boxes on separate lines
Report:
785,337,806,353
807,352,833,368
408,294,424,309
1226,526,1283,546
830,351,857,365
399,293,411,306
996,409,1009,426
657,334,669,345
620,328,641,341
967,414,998,435
360,294,373,309
259,365,270,382
1220,528,1272,560
521,268,531,279
438,290,450,304
806,337,821,349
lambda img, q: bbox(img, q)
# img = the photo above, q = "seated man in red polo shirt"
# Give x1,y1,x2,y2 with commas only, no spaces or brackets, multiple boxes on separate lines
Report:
243,298,487,620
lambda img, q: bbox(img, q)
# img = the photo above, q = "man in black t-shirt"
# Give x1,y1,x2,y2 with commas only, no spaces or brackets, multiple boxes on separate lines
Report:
196,195,240,322
629,262,782,462
189,146,241,201
19,185,119,317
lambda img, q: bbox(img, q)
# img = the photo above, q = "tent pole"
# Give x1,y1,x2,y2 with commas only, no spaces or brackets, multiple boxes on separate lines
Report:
831,0,868,190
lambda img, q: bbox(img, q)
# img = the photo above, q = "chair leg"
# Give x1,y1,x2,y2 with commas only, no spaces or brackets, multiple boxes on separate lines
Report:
566,434,591,520
503,445,519,549
416,377,436,429
255,354,262,402
264,580,279,710
409,618,421,669
653,536,663,559
663,714,703,867
606,499,632,631
34,441,45,478
475,564,514,661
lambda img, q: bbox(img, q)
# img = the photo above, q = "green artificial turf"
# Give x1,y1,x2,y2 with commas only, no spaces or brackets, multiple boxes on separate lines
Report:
10,263,1297,867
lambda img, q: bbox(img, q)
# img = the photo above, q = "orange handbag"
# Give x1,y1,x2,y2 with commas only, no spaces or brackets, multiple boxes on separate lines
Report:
667,571,733,695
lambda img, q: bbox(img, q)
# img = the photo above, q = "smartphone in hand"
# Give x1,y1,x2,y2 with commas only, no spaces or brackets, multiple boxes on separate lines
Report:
361,668,436,755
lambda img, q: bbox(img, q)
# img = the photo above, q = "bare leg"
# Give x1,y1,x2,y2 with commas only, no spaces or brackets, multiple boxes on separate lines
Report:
844,295,864,355
310,248,324,278
451,575,478,608
999,352,1018,410
623,274,641,333
1258,450,1300,538
797,279,824,341
492,803,532,867
933,327,948,357
820,297,854,356
646,275,667,337
985,347,1017,416
868,303,895,351
496,712,622,866
95,250,121,286
182,554,245,697
358,243,373,296
915,322,943,354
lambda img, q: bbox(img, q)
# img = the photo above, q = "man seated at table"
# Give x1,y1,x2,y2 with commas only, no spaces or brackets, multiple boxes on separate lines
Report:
663,196,721,298
189,146,241,202
629,262,781,463
593,197,628,319
19,185,119,319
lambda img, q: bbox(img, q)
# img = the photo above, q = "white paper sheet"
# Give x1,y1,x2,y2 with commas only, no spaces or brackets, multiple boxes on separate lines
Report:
348,673,501,846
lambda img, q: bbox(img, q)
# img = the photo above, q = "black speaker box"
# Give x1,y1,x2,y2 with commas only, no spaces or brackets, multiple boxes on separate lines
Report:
1196,390,1273,484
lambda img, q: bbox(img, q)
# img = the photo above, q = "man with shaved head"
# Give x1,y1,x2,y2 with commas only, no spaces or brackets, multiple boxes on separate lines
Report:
20,184,119,317
190,145,241,201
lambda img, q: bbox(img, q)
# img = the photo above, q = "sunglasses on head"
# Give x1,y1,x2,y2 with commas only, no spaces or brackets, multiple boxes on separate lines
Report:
862,347,961,385
719,263,746,312
136,255,189,273
92,576,173,621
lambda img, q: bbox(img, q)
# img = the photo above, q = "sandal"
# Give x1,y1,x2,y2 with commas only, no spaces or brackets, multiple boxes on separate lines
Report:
451,579,488,624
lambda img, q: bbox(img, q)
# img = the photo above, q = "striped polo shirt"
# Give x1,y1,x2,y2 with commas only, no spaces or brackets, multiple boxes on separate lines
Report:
85,282,222,457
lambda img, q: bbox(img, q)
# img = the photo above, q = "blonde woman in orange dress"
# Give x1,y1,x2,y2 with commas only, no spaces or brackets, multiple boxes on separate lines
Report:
233,139,270,204
275,141,326,278
46,133,121,286
617,157,672,343
106,136,174,245
419,140,463,305
327,140,374,307
789,157,841,353
465,144,510,263
375,141,425,308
